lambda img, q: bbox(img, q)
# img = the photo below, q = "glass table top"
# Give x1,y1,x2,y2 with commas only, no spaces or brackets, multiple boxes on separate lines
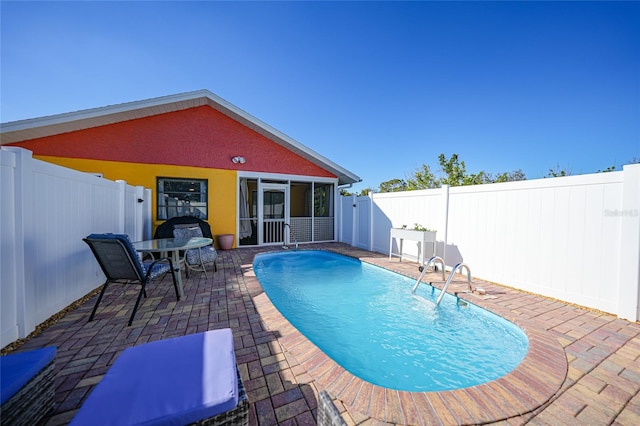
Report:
132,237,213,252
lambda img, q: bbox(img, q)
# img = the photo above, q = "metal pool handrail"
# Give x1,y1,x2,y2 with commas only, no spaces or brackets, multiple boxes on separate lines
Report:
283,223,298,250
436,262,474,306
411,256,446,294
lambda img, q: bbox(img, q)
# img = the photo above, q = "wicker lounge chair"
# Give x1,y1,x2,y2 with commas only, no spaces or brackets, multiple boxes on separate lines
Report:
70,329,248,425
317,391,347,426
0,346,56,426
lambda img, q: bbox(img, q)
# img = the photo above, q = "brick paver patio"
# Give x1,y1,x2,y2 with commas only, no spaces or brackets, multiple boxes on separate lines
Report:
4,243,639,425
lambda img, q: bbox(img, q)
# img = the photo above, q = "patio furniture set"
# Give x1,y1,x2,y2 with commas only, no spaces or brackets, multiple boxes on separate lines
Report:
86,216,218,325
1,216,349,425
0,217,249,425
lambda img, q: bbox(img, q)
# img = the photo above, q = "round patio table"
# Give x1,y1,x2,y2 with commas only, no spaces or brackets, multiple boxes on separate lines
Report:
133,237,213,298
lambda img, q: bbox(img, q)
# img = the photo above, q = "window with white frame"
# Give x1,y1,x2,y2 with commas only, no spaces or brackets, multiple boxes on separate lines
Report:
157,177,208,220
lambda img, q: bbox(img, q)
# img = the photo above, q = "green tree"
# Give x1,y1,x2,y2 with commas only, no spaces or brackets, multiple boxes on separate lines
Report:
357,187,376,196
373,153,629,190
379,178,408,193
404,154,494,189
406,164,438,190
438,153,487,186
546,164,571,178
597,158,639,173
487,169,527,183
596,166,616,173
438,153,466,186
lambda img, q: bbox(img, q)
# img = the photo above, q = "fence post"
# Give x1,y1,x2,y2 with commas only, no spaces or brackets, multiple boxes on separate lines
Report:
132,186,145,241
3,147,35,339
0,148,19,346
441,184,450,268
338,194,343,243
144,188,153,240
368,191,374,252
618,164,640,321
351,194,356,247
116,180,127,234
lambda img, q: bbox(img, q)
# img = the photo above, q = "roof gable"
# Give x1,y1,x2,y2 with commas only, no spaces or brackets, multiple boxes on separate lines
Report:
12,106,336,178
0,90,360,185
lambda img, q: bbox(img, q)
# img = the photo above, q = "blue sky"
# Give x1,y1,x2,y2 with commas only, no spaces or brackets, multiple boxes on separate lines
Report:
1,1,638,192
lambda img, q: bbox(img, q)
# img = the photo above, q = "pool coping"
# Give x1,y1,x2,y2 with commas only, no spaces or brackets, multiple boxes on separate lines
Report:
245,248,568,425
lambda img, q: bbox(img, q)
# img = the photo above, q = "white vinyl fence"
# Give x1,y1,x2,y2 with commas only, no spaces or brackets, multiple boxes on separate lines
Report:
339,164,640,321
1,147,152,348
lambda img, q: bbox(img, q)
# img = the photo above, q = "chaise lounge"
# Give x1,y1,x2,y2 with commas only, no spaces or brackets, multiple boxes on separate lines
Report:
70,328,248,425
0,346,57,426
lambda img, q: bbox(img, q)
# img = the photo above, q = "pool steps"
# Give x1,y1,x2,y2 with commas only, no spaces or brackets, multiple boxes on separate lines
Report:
412,257,474,306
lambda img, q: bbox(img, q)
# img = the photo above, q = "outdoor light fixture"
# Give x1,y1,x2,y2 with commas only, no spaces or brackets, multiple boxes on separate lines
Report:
232,156,246,164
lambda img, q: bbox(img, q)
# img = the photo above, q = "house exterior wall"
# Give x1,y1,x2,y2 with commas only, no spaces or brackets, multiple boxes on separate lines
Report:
9,105,339,243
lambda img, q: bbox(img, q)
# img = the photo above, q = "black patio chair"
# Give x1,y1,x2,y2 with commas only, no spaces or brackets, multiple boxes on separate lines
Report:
153,216,214,240
154,216,218,276
83,233,179,326
172,224,218,278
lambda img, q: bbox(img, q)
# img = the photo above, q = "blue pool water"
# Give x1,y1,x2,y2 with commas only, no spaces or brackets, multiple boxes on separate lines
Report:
254,250,529,392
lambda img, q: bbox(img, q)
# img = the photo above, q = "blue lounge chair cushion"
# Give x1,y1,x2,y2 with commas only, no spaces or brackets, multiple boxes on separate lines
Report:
71,329,238,425
0,346,57,404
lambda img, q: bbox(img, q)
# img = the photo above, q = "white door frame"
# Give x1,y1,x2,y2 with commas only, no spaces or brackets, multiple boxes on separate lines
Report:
258,182,290,245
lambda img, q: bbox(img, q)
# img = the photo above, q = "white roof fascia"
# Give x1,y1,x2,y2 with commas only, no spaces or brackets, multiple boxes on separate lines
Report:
0,91,210,142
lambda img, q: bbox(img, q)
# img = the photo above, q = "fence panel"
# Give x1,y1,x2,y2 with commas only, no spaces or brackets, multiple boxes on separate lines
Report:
351,166,639,320
372,189,443,259
0,147,150,348
446,174,624,314
122,183,147,242
354,195,371,250
339,195,354,245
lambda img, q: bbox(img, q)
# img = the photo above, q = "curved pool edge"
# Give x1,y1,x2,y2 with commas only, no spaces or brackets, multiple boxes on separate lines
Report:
246,250,568,425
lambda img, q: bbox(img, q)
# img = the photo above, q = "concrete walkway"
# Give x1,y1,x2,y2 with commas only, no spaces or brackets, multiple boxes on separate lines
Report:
5,243,639,425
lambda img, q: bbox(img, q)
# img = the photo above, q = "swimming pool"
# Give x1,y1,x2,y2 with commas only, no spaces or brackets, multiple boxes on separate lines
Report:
254,250,529,392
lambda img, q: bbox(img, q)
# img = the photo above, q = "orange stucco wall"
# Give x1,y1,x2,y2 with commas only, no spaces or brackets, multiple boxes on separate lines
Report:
12,106,335,178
